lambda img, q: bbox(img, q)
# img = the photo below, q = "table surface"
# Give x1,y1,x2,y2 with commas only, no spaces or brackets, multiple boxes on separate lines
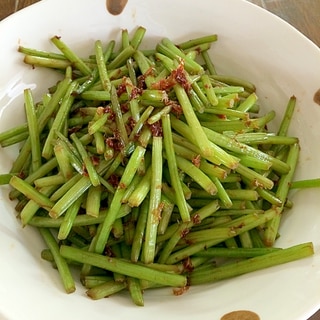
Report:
1,0,320,319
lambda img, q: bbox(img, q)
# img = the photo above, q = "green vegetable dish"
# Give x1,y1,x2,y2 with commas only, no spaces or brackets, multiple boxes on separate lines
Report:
0,27,317,306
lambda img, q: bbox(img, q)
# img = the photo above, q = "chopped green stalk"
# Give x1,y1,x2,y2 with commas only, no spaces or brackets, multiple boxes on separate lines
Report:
111,85,129,146
81,90,111,101
0,174,15,185
42,81,78,159
88,112,109,135
24,89,41,171
51,36,91,75
58,195,83,240
202,107,249,120
143,136,163,264
202,126,290,174
93,131,105,155
95,40,111,92
28,206,131,228
170,115,239,169
23,55,71,69
147,106,172,124
277,95,296,136
39,228,75,293
236,92,258,112
70,133,100,187
83,275,113,289
49,160,109,218
157,195,175,235
209,74,256,93
55,132,83,174
130,26,147,50
235,163,274,189
49,175,91,218
20,185,57,226
9,176,54,211
127,277,144,306
0,28,316,307
86,185,102,217
166,208,277,264
157,38,203,75
158,200,219,264
173,85,213,157
264,143,300,246
0,123,28,146
201,74,218,106
174,155,217,195
224,132,298,146
9,77,71,175
201,50,216,75
60,245,187,288
189,242,314,285
131,199,149,262
86,280,126,300
18,46,67,60
94,146,146,254
290,178,320,189
162,115,190,222
195,247,281,258
34,174,65,188
108,45,136,70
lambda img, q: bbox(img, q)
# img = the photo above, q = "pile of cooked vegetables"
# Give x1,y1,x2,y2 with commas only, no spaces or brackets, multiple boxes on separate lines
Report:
0,26,316,306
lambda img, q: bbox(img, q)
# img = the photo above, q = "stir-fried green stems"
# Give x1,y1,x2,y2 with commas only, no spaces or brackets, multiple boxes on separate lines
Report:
0,27,316,306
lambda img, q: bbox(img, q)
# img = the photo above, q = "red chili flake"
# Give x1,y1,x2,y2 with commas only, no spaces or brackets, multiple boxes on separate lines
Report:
68,126,81,134
106,132,124,152
117,82,127,96
18,171,26,179
153,202,165,222
103,105,115,122
108,174,120,188
137,67,156,90
192,154,201,168
180,228,190,238
120,102,129,113
151,60,191,93
125,116,136,136
127,116,136,131
218,114,227,120
151,75,177,91
182,257,194,272
144,67,156,78
118,182,126,189
104,246,116,257
172,61,191,92
82,165,89,177
170,102,183,118
91,155,100,166
130,86,143,99
192,213,201,225
136,74,147,90
148,120,163,137
173,286,189,296
231,222,245,232
71,91,79,98
102,105,110,113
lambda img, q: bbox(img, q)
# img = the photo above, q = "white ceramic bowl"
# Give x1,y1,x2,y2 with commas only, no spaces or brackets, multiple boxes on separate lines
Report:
1,0,320,319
